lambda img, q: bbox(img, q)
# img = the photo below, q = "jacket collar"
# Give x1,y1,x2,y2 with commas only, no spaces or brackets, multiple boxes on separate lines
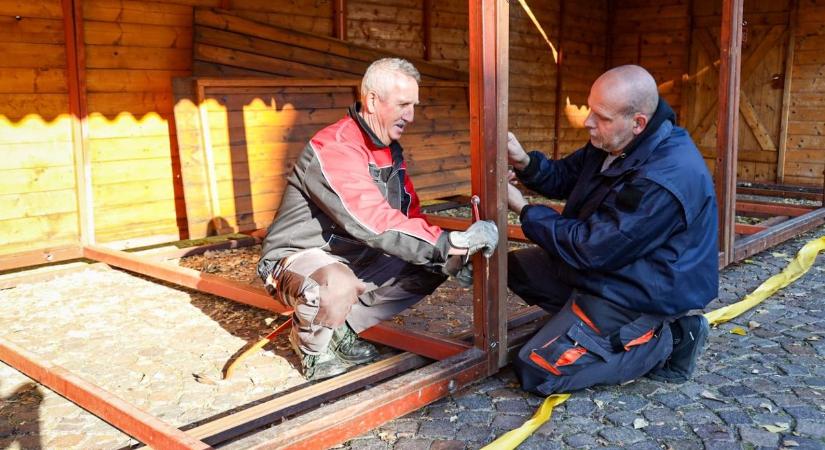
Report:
348,102,388,149
600,98,676,177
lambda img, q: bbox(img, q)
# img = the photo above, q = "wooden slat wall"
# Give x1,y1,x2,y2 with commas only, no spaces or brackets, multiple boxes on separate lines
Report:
228,0,333,36
0,0,80,256
610,0,691,118
509,1,559,155
557,0,609,156
347,0,424,59
786,0,825,186
429,0,469,72
81,0,219,246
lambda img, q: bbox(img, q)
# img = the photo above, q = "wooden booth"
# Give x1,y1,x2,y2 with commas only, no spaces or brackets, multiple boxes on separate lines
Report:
1,0,825,448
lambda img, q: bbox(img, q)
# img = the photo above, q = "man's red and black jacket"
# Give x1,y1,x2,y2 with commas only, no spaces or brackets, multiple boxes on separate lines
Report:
257,103,451,280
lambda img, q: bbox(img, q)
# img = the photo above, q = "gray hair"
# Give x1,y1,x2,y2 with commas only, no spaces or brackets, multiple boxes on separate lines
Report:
361,58,421,100
602,65,659,118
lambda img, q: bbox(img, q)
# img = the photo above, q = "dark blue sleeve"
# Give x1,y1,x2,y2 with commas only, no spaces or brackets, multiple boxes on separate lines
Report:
520,178,686,271
516,148,587,200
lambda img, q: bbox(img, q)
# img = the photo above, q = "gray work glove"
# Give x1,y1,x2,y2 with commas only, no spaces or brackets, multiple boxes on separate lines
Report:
448,220,499,258
441,256,474,287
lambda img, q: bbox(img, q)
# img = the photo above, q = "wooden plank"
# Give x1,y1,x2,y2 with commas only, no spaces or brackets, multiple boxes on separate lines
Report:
193,9,466,81
469,0,507,372
86,45,192,70
739,94,776,151
733,207,825,262
83,20,192,48
736,200,814,217
0,0,63,18
0,42,66,68
82,0,193,27
0,336,213,450
194,43,348,78
777,0,798,183
0,16,64,44
0,68,68,94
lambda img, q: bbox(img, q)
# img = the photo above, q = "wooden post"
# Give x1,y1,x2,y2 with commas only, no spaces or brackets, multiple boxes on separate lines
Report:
553,0,566,160
776,0,797,184
62,0,94,245
423,0,433,60
333,0,346,40
468,0,509,372
715,0,744,267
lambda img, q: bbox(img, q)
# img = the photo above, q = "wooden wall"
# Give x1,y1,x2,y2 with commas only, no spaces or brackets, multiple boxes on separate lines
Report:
0,0,80,256
612,0,825,187
786,0,825,185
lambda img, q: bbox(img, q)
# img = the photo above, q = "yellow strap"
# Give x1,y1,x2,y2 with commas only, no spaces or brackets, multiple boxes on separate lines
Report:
517,0,559,63
704,235,825,325
480,394,570,450
485,234,825,450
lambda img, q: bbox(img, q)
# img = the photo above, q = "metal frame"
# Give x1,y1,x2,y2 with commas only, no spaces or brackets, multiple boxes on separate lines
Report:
3,0,825,448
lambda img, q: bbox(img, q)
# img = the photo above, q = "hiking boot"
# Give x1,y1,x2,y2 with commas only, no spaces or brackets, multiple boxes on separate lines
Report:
648,314,709,384
290,333,350,381
330,324,379,364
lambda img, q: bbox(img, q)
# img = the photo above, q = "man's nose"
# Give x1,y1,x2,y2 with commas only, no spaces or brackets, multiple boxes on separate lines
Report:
402,106,414,123
583,112,595,129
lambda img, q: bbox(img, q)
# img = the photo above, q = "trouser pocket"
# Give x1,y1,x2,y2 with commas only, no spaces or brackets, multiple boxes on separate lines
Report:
528,321,612,380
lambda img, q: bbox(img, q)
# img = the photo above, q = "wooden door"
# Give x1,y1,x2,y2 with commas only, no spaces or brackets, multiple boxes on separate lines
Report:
683,0,792,183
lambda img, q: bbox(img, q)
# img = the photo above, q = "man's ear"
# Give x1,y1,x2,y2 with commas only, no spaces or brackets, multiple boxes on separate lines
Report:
364,91,378,114
632,113,648,135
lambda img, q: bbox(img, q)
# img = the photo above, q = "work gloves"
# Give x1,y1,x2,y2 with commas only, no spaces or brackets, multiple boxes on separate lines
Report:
448,220,499,258
441,220,499,287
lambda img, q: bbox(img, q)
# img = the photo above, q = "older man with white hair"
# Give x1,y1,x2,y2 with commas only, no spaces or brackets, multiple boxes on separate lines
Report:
507,65,719,394
258,58,497,381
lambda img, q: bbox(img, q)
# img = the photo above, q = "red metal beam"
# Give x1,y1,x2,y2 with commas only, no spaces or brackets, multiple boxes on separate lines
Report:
715,0,744,267
0,337,212,450
735,223,767,235
736,201,814,218
0,245,84,272
733,207,825,262
360,322,469,360
424,214,531,242
469,0,509,372
83,245,286,313
247,349,488,450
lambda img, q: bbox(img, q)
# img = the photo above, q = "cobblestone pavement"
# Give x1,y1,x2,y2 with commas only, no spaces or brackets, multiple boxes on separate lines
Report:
343,226,825,450
0,225,823,449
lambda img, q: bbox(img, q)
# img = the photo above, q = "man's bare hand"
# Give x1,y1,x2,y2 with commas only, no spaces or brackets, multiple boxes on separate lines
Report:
508,183,528,215
507,132,530,171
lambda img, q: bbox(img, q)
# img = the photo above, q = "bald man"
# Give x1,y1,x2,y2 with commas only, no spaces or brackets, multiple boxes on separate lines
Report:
506,65,719,394
258,58,497,381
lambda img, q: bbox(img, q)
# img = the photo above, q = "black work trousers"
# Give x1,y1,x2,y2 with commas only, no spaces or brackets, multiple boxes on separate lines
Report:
509,247,674,395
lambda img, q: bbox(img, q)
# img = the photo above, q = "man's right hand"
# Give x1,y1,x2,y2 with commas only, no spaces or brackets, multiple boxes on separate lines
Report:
508,132,530,171
448,220,498,258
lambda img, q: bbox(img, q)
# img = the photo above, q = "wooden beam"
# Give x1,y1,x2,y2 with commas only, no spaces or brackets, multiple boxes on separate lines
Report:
553,0,566,160
422,0,432,60
0,337,212,450
715,0,744,267
469,0,508,372
776,0,797,184
62,0,94,245
332,0,346,40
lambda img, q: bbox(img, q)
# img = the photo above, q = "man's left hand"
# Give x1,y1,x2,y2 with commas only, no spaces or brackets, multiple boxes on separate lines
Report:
508,184,528,215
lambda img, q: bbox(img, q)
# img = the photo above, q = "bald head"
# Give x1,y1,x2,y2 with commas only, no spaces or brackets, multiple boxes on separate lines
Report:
593,65,659,119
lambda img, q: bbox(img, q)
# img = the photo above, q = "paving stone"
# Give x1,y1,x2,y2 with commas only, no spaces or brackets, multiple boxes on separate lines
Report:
645,423,693,440
454,394,491,410
598,426,647,445
417,420,457,439
718,384,758,398
605,410,637,426
563,397,597,415
454,425,490,443
796,419,825,438
738,425,781,448
652,392,695,409
393,438,433,450
718,409,752,425
692,423,735,441
490,414,528,431
429,439,465,450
